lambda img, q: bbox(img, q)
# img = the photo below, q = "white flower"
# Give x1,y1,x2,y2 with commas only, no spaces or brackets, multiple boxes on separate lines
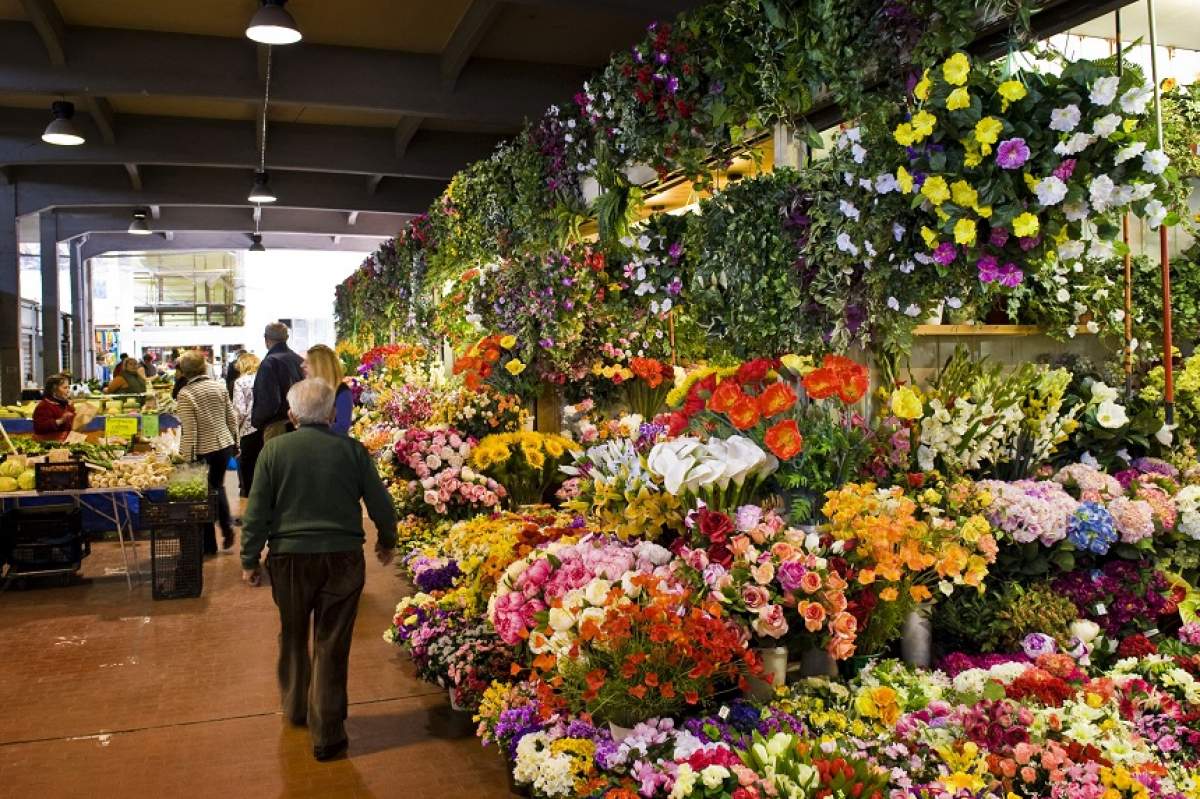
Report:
1058,240,1085,261
1130,182,1155,201
1050,104,1081,132
1070,619,1101,644
1080,451,1100,469
1054,132,1095,156
904,303,922,317
1120,84,1154,115
835,232,859,256
1055,288,1070,302
845,126,861,143
1086,320,1099,334
1088,239,1115,261
1064,200,1090,222
1089,174,1116,212
1095,400,1129,429
851,143,867,164
1142,148,1170,175
946,296,962,309
1090,75,1120,106
1092,113,1122,137
1089,381,1119,404
1144,198,1167,229
892,221,905,240
887,296,900,311
839,200,860,220
876,173,899,194
1155,423,1175,446
700,766,730,789
1114,141,1146,165
547,607,575,632
897,259,915,274
1035,175,1068,206
583,578,611,607
858,178,874,191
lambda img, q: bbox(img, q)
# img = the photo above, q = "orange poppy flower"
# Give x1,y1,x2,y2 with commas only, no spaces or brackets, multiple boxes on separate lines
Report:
630,357,666,388
727,396,761,430
802,366,840,400
837,365,869,404
757,382,798,418
764,419,803,460
708,380,745,413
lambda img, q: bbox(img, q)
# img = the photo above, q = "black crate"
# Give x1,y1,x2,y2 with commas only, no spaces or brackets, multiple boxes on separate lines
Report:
34,460,89,491
150,524,204,600
1,504,82,540
139,491,216,528
8,533,88,572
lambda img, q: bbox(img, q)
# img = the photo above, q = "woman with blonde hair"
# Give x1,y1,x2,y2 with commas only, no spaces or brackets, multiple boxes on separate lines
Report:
176,349,239,553
304,344,352,435
231,351,263,499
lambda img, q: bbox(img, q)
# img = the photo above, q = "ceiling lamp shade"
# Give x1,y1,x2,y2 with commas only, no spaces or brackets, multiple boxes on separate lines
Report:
248,170,277,203
248,233,266,252
42,101,85,146
246,0,302,45
128,210,151,235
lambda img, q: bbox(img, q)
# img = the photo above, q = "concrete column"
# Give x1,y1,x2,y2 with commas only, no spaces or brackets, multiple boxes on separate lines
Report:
40,212,61,379
0,182,17,403
70,241,86,380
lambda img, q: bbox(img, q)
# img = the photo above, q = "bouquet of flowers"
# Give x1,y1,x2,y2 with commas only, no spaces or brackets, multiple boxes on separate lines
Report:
1053,560,1181,643
436,383,526,440
358,342,429,377
646,435,777,512
471,431,581,506
391,427,507,519
445,630,517,711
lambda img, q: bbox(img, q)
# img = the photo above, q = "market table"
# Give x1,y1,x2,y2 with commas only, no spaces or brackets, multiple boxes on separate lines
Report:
0,414,181,435
1,486,145,589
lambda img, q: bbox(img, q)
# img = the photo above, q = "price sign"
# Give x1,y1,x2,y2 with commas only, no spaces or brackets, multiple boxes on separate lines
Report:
104,416,139,438
141,414,159,438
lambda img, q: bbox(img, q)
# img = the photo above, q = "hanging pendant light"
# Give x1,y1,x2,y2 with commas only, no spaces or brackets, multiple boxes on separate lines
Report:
248,170,277,203
246,0,302,45
248,233,266,252
128,209,152,235
42,101,85,146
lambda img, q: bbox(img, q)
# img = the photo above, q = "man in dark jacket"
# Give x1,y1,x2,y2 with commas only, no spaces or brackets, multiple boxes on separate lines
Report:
250,322,305,442
241,378,396,762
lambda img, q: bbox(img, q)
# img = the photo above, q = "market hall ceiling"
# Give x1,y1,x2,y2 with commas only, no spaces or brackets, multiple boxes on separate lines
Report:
0,0,708,251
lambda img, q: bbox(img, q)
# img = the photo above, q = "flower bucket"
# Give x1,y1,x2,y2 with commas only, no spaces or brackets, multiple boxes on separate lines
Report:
448,687,468,713
796,647,837,678
900,604,933,668
502,749,532,798
608,721,635,742
743,645,788,702
841,651,884,680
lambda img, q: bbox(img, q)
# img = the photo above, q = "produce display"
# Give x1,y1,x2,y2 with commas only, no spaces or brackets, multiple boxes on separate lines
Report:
0,455,35,492
88,456,174,491
327,1,1200,795
165,475,208,501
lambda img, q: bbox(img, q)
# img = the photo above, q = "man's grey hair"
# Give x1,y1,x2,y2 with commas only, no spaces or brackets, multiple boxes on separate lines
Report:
287,378,335,425
264,321,290,343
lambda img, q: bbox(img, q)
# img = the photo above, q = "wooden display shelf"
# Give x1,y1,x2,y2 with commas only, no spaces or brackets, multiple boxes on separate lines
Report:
913,324,1045,337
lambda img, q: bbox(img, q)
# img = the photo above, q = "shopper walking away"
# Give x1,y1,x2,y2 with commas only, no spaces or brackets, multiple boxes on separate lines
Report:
240,378,396,762
176,350,240,554
32,374,75,442
231,351,263,499
303,344,352,436
251,322,305,443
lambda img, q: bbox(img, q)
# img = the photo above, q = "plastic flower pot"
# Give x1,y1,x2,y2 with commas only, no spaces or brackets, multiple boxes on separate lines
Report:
743,645,788,702
900,604,933,668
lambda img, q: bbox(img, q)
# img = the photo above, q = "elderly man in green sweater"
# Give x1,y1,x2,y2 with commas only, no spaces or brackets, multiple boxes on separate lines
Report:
241,377,396,762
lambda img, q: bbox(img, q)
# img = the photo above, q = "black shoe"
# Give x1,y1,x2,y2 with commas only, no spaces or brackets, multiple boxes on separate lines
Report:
221,531,235,550
288,713,307,727
314,739,348,762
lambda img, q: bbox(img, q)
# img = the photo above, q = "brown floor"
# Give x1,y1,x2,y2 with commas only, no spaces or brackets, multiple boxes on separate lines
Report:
0,490,513,799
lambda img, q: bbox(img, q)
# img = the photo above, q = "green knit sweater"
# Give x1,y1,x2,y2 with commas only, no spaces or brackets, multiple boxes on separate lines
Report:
241,424,397,569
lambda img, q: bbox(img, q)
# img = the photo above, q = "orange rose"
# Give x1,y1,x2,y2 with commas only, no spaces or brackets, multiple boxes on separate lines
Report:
831,611,857,637
799,570,823,594
798,600,827,632
764,419,803,460
727,396,761,430
829,636,857,660
708,380,745,413
757,382,797,418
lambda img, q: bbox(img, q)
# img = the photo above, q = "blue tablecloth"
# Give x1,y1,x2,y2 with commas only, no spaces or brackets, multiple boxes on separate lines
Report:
0,414,180,435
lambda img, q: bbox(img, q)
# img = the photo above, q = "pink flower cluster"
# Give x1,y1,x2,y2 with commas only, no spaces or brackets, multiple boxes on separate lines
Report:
415,466,504,516
978,479,1079,545
1132,478,1178,531
1053,463,1124,503
1107,496,1155,544
394,427,473,480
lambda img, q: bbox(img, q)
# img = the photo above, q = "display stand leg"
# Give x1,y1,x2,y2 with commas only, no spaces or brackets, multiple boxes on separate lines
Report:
111,493,134,591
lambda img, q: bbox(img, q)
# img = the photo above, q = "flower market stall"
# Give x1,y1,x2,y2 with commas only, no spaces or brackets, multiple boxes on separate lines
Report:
336,0,1200,796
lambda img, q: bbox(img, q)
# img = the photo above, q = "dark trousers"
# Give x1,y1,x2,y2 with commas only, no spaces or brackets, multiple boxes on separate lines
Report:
201,446,235,553
238,431,264,498
267,551,365,749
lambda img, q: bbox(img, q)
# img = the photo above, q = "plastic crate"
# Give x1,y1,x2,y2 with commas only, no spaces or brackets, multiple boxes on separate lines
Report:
139,491,216,528
1,504,82,540
149,524,204,599
8,533,88,572
34,461,89,491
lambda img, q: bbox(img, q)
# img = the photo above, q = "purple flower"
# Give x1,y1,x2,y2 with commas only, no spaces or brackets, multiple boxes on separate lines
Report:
1019,235,1042,252
708,80,724,95
655,51,669,65
668,241,683,260
933,242,958,265
989,227,1010,248
539,338,554,349
977,255,1001,283
1054,158,1078,181
667,277,682,296
777,561,807,592
996,138,1031,170
844,304,866,334
1022,632,1058,659
666,75,680,95
735,505,763,532
998,263,1024,288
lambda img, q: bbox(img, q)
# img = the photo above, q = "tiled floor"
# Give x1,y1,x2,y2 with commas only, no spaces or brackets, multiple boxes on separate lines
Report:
0,494,513,798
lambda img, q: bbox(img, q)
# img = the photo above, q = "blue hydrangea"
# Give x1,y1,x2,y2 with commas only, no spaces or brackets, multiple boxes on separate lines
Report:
1066,501,1118,555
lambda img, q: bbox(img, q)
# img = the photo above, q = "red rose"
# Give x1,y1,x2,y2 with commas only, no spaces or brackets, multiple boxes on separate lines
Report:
697,508,734,544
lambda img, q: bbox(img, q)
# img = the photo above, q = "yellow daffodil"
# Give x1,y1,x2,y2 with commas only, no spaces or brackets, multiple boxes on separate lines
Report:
946,87,971,111
499,334,517,349
896,165,914,194
914,70,932,101
505,359,527,376
893,122,916,146
920,226,940,248
950,180,978,208
974,205,992,218
975,116,1003,146
1013,212,1040,238
890,385,923,419
954,217,977,245
911,110,937,139
942,52,970,86
921,175,950,206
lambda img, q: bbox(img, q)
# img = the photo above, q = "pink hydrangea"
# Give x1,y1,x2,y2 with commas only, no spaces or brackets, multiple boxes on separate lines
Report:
1108,497,1155,544
1053,463,1123,503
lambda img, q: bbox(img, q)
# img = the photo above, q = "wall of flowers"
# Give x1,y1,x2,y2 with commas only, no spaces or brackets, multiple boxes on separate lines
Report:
337,1,1200,797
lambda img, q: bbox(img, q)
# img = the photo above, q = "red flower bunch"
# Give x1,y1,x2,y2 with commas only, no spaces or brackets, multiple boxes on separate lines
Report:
690,359,808,461
802,355,868,403
1117,633,1159,659
453,334,505,391
1005,666,1075,707
359,342,428,374
630,357,671,389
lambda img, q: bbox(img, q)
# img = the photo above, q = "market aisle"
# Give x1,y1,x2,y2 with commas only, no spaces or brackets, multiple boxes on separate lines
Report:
0,500,512,798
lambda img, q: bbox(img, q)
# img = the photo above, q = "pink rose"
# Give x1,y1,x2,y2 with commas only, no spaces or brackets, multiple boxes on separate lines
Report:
741,585,770,611
752,604,788,638
751,561,775,585
770,542,796,561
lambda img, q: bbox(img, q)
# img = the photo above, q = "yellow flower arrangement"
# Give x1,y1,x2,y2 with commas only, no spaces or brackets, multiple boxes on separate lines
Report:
471,432,581,506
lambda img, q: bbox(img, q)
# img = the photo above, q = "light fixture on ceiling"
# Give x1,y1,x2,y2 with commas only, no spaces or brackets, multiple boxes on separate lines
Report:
248,233,266,252
128,209,152,235
42,101,85,146
246,0,302,45
248,170,277,203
